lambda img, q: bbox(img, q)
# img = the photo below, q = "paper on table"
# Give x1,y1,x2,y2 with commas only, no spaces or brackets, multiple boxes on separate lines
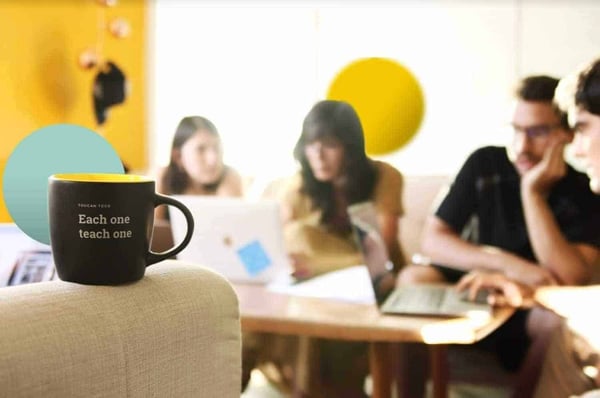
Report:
535,285,600,319
267,264,375,304
535,285,600,351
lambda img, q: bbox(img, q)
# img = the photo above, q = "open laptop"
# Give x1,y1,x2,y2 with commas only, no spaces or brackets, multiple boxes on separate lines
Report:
169,196,291,284
347,202,492,318
0,223,56,287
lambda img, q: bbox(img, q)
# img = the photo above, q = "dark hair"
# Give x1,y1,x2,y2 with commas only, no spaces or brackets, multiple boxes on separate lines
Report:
161,116,220,194
574,59,600,116
515,75,570,130
293,100,377,227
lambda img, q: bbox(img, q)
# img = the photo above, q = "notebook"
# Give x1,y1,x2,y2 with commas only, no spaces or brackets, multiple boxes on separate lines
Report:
347,202,492,318
0,223,56,287
169,196,291,284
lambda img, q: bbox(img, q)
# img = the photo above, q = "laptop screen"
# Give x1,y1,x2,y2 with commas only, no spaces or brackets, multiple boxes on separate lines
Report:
168,196,291,283
347,202,395,305
0,223,56,287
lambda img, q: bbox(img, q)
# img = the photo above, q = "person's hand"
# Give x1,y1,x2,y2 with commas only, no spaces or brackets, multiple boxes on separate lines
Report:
456,270,534,307
521,133,570,196
288,252,313,280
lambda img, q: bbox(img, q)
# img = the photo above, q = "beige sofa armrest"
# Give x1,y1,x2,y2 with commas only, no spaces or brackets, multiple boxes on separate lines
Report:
399,175,450,262
0,260,241,398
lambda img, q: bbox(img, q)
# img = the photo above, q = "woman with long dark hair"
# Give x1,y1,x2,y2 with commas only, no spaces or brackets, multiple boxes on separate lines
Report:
281,99,405,277
243,100,406,397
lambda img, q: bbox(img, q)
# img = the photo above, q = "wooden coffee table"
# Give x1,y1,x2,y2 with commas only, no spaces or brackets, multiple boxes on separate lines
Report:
233,283,514,398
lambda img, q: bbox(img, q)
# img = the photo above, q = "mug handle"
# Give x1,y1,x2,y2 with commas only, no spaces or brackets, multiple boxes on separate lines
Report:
146,193,194,266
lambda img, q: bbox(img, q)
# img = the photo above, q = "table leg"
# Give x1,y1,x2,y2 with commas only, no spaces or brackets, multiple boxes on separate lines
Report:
430,345,449,398
369,342,393,398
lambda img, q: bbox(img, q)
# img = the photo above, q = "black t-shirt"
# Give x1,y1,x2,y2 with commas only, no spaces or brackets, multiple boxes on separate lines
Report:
434,146,600,371
435,146,600,263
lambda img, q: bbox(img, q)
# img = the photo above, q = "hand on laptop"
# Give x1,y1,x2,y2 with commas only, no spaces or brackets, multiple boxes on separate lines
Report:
288,252,313,280
456,270,536,308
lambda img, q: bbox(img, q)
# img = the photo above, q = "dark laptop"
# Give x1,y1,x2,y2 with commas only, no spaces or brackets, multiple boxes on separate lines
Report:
347,202,492,318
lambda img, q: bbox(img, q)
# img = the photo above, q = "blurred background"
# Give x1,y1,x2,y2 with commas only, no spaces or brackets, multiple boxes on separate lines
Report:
2,0,599,220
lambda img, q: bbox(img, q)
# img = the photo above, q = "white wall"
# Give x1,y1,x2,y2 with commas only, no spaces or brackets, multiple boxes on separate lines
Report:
149,0,600,181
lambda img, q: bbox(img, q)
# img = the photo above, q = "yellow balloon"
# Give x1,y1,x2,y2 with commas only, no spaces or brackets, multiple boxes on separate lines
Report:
327,57,425,155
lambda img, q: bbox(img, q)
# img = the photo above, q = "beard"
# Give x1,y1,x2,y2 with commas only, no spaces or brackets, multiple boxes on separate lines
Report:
505,147,540,176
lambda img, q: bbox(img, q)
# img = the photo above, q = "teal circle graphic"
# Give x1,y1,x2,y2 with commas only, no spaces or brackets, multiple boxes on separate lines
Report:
3,124,124,244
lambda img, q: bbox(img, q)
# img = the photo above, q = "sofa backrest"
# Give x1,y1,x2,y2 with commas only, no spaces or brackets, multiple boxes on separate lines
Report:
399,175,450,263
0,261,241,398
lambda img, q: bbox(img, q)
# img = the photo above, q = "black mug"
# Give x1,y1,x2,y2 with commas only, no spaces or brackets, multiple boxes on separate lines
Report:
48,173,194,285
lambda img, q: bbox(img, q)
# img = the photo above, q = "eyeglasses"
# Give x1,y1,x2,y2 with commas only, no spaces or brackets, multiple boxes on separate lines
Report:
510,124,562,140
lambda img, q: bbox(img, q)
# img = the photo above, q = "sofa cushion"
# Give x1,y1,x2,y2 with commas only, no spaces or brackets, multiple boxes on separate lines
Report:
0,260,241,398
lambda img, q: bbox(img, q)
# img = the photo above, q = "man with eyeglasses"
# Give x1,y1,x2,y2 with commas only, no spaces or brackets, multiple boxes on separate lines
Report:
396,75,600,397
457,59,600,398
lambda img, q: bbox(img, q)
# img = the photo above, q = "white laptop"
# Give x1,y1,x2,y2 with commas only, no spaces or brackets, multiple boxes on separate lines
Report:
347,202,492,318
169,196,291,284
0,223,56,287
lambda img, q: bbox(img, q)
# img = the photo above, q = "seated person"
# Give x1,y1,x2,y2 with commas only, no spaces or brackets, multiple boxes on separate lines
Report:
155,115,243,221
459,270,600,398
397,75,600,397
459,57,600,398
280,99,405,277
243,100,406,397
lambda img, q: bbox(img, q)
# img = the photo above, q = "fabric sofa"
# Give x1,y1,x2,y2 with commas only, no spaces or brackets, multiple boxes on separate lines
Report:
0,260,241,398
398,175,450,262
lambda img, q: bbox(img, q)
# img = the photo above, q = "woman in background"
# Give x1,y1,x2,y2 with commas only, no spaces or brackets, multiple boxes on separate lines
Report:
156,116,243,220
243,100,406,397
281,99,405,278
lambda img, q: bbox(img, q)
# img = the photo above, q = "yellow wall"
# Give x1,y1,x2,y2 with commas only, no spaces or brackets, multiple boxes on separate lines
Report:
0,0,147,222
